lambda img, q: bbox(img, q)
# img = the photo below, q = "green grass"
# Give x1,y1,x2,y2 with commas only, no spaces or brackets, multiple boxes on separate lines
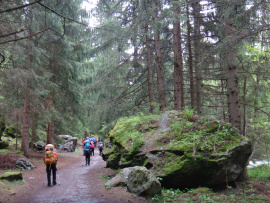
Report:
248,164,270,181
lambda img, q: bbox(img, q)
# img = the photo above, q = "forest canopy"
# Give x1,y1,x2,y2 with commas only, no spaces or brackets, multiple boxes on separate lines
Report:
0,0,269,157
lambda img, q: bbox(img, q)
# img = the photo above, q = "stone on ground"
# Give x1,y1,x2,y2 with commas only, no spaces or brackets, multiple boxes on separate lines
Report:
0,172,23,181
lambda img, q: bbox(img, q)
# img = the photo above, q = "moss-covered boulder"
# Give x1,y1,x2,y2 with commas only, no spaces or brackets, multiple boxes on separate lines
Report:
106,166,161,197
0,172,23,181
102,110,252,189
4,126,17,138
0,140,9,149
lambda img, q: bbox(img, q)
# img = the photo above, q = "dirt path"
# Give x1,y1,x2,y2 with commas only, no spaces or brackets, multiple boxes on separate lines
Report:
6,148,151,203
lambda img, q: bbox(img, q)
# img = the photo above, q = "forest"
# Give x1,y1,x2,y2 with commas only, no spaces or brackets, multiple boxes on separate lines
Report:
0,0,270,163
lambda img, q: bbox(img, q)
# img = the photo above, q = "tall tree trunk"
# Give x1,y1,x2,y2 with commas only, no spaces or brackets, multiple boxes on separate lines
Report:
221,79,226,121
173,0,182,110
186,3,195,109
16,85,19,150
243,78,247,136
152,0,166,111
47,92,54,144
192,1,202,114
145,24,155,113
21,30,31,158
225,27,241,132
31,115,35,149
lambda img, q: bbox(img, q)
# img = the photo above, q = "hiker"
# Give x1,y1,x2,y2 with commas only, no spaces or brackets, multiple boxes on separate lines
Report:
43,144,58,186
90,140,95,156
98,142,103,155
84,138,91,165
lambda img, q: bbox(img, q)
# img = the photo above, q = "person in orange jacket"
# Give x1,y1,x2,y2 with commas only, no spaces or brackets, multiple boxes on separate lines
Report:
44,144,58,186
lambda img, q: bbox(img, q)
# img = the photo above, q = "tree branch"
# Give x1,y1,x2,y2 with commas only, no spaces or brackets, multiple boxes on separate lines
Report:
0,53,5,65
0,0,42,14
0,27,51,45
0,28,27,38
37,2,88,26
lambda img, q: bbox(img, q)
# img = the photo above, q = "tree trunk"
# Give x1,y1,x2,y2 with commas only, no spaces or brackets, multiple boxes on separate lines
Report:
21,82,30,157
21,30,32,158
145,24,155,113
225,27,241,132
30,116,35,149
221,79,226,121
173,0,182,110
243,78,247,136
186,3,195,109
47,92,54,144
152,1,166,111
192,1,202,114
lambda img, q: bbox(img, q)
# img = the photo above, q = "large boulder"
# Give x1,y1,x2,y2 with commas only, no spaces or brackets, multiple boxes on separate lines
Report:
0,140,9,149
102,111,252,189
106,166,161,197
16,158,34,170
33,141,46,151
0,172,23,181
56,135,77,152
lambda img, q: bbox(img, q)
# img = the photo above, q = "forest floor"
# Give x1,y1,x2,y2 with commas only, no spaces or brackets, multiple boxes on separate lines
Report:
0,147,150,203
1,146,270,203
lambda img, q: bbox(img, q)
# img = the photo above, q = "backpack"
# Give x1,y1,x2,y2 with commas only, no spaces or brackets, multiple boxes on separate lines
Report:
84,141,90,151
99,144,103,149
44,144,57,165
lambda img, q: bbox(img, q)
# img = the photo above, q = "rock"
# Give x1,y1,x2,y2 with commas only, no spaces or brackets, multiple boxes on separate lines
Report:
56,135,77,152
33,141,46,151
106,166,161,197
16,158,34,170
126,166,162,196
102,110,253,189
0,172,23,181
0,141,9,149
4,126,17,138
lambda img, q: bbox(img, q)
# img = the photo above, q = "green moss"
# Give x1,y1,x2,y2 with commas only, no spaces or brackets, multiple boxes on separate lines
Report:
162,152,186,175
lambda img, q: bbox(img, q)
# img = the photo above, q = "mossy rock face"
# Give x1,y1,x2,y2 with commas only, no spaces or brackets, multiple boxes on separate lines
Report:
0,118,5,140
4,126,17,138
0,172,23,181
102,111,252,189
0,141,9,149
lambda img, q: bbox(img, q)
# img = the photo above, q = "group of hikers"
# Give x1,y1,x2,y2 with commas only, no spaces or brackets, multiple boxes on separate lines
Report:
43,137,104,187
82,137,104,166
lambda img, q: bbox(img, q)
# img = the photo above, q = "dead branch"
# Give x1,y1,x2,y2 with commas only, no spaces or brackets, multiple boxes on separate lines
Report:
37,2,88,26
0,27,51,45
0,28,27,38
0,53,5,65
0,0,42,14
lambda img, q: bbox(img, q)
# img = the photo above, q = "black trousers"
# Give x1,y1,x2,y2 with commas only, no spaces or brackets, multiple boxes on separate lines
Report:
85,151,90,165
46,163,57,185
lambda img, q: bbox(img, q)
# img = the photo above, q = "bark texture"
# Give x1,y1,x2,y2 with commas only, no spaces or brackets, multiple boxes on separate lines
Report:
152,1,166,111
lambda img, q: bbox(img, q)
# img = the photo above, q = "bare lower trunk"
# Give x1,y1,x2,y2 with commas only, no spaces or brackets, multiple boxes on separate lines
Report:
225,44,241,132
152,1,166,111
243,78,247,136
47,92,54,144
21,81,30,157
173,18,181,110
31,117,35,149
192,1,202,114
47,121,54,144
21,30,31,158
145,24,155,113
186,3,195,109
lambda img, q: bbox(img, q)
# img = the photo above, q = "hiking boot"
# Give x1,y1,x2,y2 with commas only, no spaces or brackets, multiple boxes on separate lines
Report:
48,183,51,187
53,181,57,185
